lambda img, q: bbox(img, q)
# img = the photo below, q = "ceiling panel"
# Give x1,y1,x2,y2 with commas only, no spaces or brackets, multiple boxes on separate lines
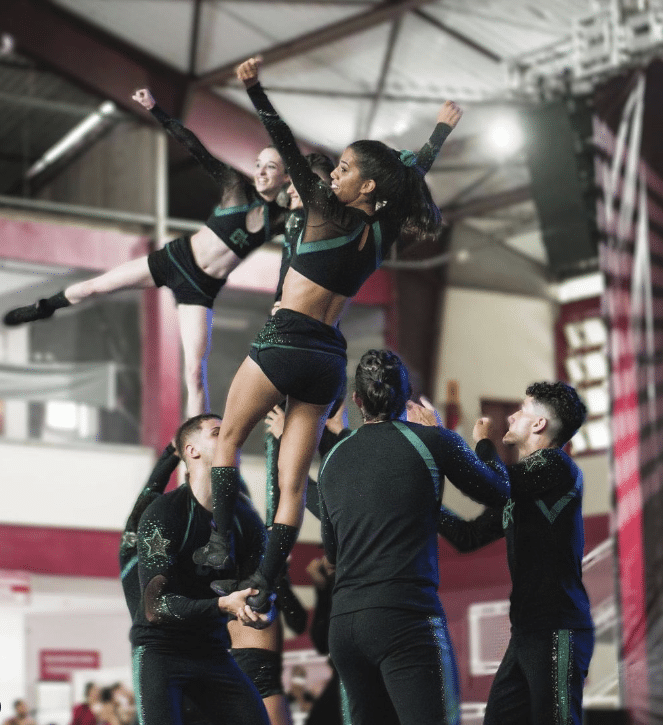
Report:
52,0,195,71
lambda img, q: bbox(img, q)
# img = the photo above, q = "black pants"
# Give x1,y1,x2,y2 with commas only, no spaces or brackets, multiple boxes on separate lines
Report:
132,644,269,725
484,628,594,725
328,607,460,725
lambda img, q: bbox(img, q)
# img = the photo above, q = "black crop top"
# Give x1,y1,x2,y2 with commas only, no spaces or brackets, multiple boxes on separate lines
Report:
247,83,452,296
149,105,285,259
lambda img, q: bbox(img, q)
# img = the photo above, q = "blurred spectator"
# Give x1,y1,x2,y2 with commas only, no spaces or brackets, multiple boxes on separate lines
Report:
286,665,315,717
97,687,121,725
3,700,36,725
109,683,135,725
70,682,100,725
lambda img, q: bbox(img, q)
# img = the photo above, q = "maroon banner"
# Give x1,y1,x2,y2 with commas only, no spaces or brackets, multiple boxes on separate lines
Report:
595,59,663,723
40,649,100,681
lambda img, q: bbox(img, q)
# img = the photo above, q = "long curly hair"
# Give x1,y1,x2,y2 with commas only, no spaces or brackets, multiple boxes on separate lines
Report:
348,140,443,246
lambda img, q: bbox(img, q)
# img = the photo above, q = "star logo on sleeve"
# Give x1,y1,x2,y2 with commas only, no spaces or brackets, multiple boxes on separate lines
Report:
145,527,170,558
523,449,547,472
502,499,515,529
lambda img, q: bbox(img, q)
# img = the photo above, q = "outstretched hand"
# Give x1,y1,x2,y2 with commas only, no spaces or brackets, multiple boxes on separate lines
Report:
473,416,496,444
236,57,262,88
437,100,463,129
132,88,156,110
406,396,444,427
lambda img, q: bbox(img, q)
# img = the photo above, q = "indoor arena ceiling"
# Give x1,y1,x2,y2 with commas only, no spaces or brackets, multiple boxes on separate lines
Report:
1,0,660,292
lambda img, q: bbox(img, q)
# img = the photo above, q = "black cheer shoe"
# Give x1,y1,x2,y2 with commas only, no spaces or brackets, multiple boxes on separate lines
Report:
3,299,55,326
192,529,235,571
210,578,239,596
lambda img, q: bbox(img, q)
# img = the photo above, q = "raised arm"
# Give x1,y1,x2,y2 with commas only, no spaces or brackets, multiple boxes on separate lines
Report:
237,59,323,206
317,487,337,567
132,88,244,191
414,100,463,174
437,426,510,507
122,442,180,542
265,404,326,520
437,504,504,552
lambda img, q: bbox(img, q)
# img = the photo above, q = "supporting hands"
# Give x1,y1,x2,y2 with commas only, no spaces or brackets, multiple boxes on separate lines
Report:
132,88,156,110
217,587,276,629
236,57,262,89
406,396,444,427
437,100,463,129
265,405,286,440
473,416,496,444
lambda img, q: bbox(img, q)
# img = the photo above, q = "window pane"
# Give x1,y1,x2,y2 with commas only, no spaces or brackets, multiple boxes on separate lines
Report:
571,430,589,453
582,318,607,346
584,384,610,416
586,420,610,450
565,357,585,383
564,323,583,350
45,401,78,430
583,351,608,380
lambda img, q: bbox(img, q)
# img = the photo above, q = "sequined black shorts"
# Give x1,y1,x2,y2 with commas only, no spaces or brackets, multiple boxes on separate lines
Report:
230,647,284,698
147,236,226,308
249,309,347,405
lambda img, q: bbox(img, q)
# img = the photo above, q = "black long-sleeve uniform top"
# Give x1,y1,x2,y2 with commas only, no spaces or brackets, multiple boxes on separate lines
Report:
247,83,452,297
119,443,180,619
438,446,593,633
318,422,509,617
130,485,266,654
149,104,285,258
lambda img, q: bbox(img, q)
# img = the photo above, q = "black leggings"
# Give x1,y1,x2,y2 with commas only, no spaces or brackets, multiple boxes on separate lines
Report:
328,607,460,725
132,644,269,725
484,628,594,725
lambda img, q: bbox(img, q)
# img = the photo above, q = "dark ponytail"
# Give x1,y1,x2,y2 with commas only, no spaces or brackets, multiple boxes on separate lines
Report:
355,349,412,421
348,140,442,246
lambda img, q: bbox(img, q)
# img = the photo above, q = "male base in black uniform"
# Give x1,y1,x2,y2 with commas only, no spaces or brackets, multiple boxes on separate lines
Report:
438,382,593,725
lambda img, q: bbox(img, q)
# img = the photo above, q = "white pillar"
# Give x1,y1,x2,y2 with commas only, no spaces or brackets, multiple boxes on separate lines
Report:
0,608,27,709
3,326,30,439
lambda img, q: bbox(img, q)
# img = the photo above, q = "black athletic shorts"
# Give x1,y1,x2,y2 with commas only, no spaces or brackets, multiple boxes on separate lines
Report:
249,309,347,405
231,647,284,698
147,236,226,308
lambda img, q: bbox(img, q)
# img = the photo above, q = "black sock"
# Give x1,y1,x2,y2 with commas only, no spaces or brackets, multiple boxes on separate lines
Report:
44,290,71,311
259,523,299,588
210,466,240,541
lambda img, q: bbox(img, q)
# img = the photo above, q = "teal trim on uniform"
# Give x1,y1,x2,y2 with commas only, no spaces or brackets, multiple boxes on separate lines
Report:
166,244,207,298
373,221,383,266
265,434,279,528
132,645,146,725
555,629,571,724
212,202,252,216
339,677,352,725
430,615,461,725
120,555,138,581
296,223,365,254
393,421,440,498
319,430,358,479
535,477,582,524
